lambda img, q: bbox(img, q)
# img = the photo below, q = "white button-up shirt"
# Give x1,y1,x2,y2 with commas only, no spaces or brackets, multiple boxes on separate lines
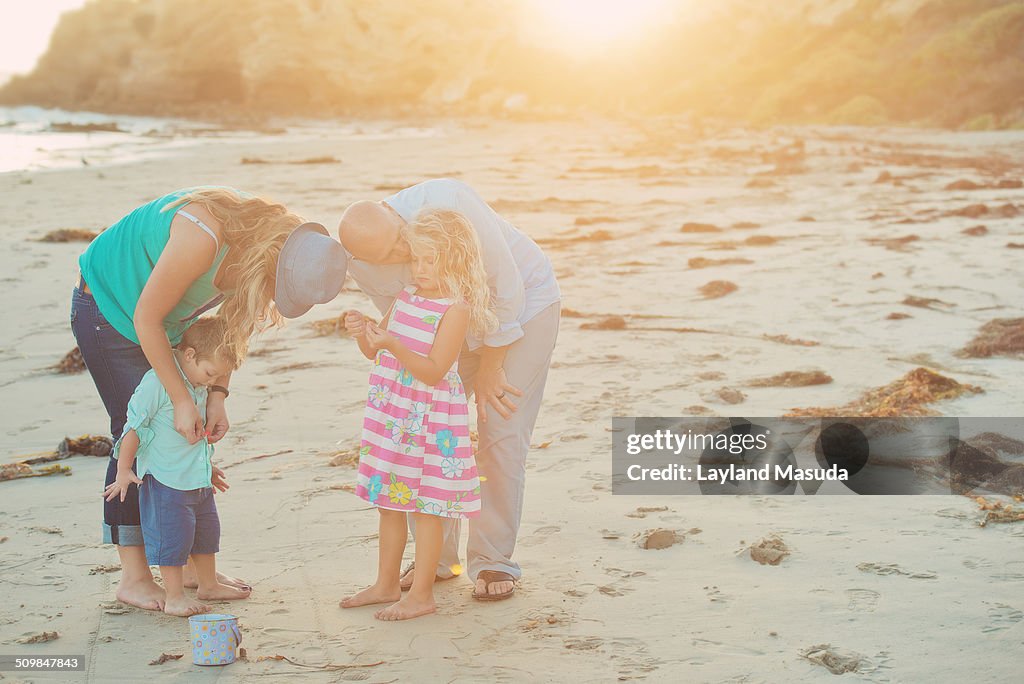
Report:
345,179,560,350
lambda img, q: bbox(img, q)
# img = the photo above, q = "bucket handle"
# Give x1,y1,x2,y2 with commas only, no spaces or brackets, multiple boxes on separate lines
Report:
230,622,242,648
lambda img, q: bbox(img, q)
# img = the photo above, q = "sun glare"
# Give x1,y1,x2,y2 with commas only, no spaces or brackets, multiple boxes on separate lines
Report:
529,0,674,54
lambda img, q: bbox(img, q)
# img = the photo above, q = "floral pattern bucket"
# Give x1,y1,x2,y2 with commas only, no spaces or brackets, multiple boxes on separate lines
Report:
189,613,242,665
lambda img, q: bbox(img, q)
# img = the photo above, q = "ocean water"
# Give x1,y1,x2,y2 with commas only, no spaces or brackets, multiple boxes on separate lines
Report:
0,105,441,173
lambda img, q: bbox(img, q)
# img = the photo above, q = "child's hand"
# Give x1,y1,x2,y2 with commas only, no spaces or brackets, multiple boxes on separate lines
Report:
364,322,396,352
103,468,142,502
343,310,367,337
211,465,230,493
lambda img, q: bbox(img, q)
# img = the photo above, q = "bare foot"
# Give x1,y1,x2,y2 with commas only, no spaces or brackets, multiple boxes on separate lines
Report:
474,577,515,598
374,595,436,621
164,595,210,617
340,583,401,609
185,570,251,591
115,579,166,611
196,582,251,601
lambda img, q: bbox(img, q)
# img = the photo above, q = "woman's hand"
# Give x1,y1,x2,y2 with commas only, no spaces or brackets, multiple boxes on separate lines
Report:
173,398,204,444
211,466,230,493
474,365,522,423
205,395,230,443
103,468,142,502
364,323,396,352
343,310,368,337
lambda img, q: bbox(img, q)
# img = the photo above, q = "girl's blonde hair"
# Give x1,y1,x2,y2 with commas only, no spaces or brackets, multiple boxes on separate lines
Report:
165,188,303,365
402,209,498,338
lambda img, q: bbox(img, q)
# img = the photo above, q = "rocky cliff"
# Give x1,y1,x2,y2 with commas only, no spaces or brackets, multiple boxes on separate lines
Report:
2,0,1021,128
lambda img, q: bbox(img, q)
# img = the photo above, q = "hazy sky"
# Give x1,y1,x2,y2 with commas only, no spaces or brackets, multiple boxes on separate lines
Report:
0,0,87,75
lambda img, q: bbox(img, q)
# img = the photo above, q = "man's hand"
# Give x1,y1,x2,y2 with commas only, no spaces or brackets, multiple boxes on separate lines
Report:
343,310,368,337
474,365,522,423
205,394,230,444
211,465,230,493
103,468,142,502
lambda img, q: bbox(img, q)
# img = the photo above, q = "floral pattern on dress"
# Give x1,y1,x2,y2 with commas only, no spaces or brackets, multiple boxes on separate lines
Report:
353,286,480,519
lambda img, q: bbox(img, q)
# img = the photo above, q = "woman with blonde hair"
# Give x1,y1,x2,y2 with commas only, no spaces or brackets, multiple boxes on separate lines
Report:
72,187,347,610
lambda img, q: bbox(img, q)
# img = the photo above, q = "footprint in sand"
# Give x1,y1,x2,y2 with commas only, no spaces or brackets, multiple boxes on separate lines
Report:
564,636,604,651
597,584,635,597
691,638,765,657
705,585,730,606
982,602,1023,633
962,558,994,570
845,588,880,612
517,525,561,547
857,562,937,579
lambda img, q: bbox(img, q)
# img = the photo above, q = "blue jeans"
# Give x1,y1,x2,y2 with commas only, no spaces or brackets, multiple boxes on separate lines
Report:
70,285,151,546
139,475,220,566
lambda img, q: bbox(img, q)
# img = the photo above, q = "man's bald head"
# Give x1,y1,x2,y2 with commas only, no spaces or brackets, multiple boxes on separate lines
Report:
338,200,410,264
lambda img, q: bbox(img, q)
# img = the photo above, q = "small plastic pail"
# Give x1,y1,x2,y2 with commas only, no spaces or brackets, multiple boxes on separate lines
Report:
189,613,242,666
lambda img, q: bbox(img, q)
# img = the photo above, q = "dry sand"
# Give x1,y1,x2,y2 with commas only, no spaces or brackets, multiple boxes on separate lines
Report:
1,118,1023,682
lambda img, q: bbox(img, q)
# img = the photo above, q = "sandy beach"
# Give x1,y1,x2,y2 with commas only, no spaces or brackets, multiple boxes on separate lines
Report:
1,117,1023,682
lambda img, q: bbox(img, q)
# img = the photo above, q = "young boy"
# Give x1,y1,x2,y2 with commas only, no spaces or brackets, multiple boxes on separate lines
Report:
104,316,250,617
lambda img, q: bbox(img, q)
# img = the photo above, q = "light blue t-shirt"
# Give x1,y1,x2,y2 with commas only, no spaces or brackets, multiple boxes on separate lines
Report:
115,360,213,491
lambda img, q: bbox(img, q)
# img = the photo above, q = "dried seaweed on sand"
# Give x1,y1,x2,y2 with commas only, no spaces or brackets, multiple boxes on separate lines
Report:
1,463,72,481
308,315,352,337
53,346,86,373
974,497,1024,527
786,367,982,417
956,318,1024,358
747,370,832,388
699,281,737,299
38,228,99,242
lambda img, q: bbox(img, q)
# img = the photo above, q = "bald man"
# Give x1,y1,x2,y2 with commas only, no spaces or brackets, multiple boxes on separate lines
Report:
339,179,560,600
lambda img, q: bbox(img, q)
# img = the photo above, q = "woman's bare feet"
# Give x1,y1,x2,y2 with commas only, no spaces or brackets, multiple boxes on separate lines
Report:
115,579,166,611
196,582,251,601
340,583,401,609
164,595,210,617
184,570,251,591
374,595,436,621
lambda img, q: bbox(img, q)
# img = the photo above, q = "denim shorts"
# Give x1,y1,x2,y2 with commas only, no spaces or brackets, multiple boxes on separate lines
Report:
70,285,152,546
139,474,221,567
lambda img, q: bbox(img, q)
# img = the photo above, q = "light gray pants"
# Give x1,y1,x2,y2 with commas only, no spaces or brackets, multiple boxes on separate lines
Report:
410,302,560,581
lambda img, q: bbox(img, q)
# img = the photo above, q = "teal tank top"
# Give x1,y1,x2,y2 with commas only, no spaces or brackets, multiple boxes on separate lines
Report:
78,188,230,345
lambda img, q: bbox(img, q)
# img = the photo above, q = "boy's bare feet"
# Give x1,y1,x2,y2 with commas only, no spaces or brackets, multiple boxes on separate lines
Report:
374,595,436,621
196,583,251,601
115,579,166,611
164,595,210,617
340,583,401,608
185,570,250,591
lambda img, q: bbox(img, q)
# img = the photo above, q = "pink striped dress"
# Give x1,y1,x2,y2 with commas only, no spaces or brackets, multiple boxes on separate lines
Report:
355,286,480,519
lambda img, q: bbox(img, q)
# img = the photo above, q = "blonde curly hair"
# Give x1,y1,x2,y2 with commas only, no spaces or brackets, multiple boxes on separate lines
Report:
401,209,498,338
165,188,303,365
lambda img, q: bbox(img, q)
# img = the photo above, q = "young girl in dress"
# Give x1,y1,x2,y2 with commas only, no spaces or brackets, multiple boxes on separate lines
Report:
340,209,497,621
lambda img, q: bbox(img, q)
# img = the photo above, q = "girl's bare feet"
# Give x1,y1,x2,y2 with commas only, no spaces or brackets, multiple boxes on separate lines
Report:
115,579,166,611
185,570,251,591
164,595,210,617
340,583,401,608
196,582,251,601
374,595,436,621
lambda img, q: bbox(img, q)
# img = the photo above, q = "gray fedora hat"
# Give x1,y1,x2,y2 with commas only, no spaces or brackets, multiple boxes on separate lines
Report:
275,222,348,319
